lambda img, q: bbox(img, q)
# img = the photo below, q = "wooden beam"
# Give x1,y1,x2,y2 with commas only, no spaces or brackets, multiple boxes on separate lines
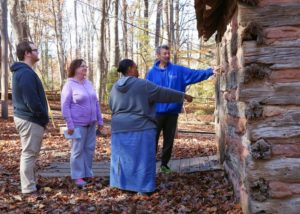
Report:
247,158,300,182
239,3,300,27
242,41,300,69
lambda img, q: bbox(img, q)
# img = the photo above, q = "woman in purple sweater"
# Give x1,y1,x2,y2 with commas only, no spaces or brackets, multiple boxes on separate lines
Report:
61,59,103,188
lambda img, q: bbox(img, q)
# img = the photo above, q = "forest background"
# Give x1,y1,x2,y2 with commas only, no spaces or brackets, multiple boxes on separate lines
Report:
0,0,216,109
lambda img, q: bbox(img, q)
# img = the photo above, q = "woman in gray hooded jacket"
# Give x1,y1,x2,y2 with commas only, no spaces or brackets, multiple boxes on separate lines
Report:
109,59,192,195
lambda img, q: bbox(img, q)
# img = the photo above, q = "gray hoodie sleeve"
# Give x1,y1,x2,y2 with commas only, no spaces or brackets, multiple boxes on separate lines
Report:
146,80,184,103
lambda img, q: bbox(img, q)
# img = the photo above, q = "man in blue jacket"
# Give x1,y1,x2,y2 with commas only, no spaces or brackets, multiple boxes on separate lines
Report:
146,45,220,173
11,41,49,194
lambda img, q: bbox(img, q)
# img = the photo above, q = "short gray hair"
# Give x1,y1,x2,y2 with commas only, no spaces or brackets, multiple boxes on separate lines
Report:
156,45,170,55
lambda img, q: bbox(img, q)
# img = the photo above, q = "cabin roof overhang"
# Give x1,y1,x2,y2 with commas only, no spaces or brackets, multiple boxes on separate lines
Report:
194,0,238,42
195,0,258,42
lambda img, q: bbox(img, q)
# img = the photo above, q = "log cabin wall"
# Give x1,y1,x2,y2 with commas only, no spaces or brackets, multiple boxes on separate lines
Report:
196,0,300,213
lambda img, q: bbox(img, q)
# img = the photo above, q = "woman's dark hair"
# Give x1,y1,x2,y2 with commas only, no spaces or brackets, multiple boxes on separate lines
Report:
68,59,85,77
16,40,34,61
117,59,135,75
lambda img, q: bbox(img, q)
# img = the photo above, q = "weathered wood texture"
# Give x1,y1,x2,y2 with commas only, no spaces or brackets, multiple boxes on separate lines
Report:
214,1,300,214
243,41,300,69
250,198,300,214
238,82,300,104
258,0,300,7
239,3,300,27
38,155,222,177
247,158,300,182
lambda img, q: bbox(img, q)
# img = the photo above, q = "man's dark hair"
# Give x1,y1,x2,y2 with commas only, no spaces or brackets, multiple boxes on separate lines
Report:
156,45,170,55
16,40,34,61
68,59,85,77
117,59,135,75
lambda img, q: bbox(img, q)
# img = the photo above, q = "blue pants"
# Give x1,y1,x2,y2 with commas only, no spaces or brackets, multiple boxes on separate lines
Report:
70,122,96,179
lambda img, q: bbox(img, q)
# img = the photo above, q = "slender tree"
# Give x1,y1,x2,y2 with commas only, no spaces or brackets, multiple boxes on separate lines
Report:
122,0,128,58
50,0,65,89
1,0,9,119
163,0,170,44
143,0,149,37
74,0,80,58
173,0,180,63
155,0,162,47
169,0,174,45
96,0,108,102
10,0,31,43
113,0,120,67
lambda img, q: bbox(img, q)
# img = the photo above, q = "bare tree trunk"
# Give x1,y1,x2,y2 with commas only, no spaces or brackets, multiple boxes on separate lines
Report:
89,38,94,83
51,0,65,89
10,0,30,43
113,0,120,67
122,0,128,58
163,0,170,44
187,41,191,67
143,0,149,72
89,6,95,84
130,11,134,60
97,0,108,102
0,34,1,91
169,0,174,45
107,15,111,68
173,0,179,63
67,21,73,61
155,0,162,47
144,0,149,36
136,2,141,66
1,0,9,119
74,0,80,58
44,40,50,85
87,33,93,82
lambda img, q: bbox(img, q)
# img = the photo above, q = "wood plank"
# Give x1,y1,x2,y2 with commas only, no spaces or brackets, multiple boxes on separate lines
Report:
264,27,300,46
239,4,300,27
207,155,221,170
188,157,201,173
249,108,300,130
198,156,210,171
247,158,300,182
44,161,110,169
38,168,110,173
179,158,190,173
38,156,222,177
250,197,300,214
169,159,181,172
259,0,300,7
242,41,300,69
38,171,109,178
250,126,300,141
238,82,300,104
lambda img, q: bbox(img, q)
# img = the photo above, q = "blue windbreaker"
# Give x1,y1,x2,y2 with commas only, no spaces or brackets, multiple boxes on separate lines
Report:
146,61,213,114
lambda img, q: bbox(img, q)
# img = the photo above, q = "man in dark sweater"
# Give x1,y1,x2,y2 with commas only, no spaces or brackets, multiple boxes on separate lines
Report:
11,41,49,194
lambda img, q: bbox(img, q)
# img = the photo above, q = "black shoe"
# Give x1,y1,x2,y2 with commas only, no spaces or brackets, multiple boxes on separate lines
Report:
137,192,151,196
36,184,42,191
22,191,43,200
137,190,157,196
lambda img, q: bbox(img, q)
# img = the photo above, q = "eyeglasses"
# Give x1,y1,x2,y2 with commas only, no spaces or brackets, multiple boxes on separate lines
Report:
80,65,88,68
31,49,38,52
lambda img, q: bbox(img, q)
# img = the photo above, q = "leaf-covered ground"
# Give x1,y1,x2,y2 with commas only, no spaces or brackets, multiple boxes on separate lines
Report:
0,104,242,213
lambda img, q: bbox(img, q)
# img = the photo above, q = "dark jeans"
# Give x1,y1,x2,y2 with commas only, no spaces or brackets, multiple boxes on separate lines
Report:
156,114,179,166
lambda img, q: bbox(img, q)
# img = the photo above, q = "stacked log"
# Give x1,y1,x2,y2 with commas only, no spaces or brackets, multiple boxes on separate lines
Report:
216,0,300,213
